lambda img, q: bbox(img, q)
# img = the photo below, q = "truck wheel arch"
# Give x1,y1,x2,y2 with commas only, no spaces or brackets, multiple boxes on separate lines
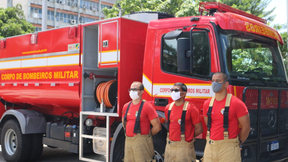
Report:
110,122,125,162
0,109,46,134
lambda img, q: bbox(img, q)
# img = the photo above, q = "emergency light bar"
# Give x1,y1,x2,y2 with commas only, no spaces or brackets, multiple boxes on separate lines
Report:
199,2,267,24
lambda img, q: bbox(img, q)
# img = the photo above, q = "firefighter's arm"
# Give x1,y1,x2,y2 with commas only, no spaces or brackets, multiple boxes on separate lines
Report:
194,122,203,137
204,116,208,125
122,118,124,127
150,117,161,136
238,114,251,145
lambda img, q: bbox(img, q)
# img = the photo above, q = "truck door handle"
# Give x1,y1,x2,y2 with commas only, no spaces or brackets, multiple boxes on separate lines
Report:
154,98,168,106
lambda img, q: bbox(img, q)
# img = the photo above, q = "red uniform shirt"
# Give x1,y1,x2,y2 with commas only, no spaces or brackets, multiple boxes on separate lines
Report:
165,102,201,142
203,95,248,140
122,101,158,137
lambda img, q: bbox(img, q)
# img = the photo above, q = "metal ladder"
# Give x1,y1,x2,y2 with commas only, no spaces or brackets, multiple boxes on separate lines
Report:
79,110,118,162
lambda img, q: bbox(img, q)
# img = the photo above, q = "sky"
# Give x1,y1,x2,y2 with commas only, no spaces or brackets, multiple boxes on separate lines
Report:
266,0,287,26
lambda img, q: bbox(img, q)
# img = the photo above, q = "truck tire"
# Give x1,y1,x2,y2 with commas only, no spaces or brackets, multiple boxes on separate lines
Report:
112,127,125,162
27,134,43,162
1,119,32,162
152,127,166,162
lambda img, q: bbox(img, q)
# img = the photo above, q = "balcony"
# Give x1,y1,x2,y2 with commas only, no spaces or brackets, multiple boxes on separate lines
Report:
30,0,102,17
80,7,100,17
28,17,42,25
57,3,79,13
28,14,56,27
47,20,55,26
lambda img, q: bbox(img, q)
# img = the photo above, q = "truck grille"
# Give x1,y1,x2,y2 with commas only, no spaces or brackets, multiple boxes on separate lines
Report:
242,87,288,162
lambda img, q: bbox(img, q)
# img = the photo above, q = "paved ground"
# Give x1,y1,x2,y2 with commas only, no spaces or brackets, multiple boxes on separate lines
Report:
0,145,105,162
0,145,199,162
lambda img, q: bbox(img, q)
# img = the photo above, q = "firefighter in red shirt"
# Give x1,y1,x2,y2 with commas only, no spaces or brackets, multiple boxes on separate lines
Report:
164,82,203,162
122,81,161,162
203,72,251,162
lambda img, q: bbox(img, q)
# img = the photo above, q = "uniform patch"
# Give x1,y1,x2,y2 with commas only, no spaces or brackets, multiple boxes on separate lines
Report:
135,111,138,117
178,119,181,125
220,108,225,115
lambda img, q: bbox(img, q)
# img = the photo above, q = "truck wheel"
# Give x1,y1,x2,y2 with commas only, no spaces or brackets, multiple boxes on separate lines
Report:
152,127,167,162
1,119,32,162
112,127,125,162
27,134,43,162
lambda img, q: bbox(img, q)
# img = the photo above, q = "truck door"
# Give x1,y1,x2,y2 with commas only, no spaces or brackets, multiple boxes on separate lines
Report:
98,21,119,67
152,25,219,113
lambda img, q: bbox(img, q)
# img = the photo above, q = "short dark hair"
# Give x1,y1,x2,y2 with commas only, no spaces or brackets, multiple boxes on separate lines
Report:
173,82,187,92
214,72,228,81
132,81,144,90
139,83,144,90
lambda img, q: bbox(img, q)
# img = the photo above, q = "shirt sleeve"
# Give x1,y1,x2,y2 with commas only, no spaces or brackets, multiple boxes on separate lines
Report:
234,97,249,118
189,104,201,125
144,102,159,121
203,99,210,117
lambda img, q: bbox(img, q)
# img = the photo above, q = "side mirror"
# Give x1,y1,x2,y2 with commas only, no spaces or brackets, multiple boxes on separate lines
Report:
177,38,193,72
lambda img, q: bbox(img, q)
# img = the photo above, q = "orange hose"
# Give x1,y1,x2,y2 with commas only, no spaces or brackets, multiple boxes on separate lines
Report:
96,82,105,104
96,80,116,108
104,80,116,107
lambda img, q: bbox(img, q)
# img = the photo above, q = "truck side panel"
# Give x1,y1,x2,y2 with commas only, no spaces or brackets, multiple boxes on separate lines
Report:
0,27,81,116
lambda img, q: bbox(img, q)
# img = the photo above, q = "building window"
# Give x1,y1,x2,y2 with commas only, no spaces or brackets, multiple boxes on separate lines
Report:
31,7,42,19
35,27,42,32
79,0,101,11
47,10,54,21
56,12,59,21
7,0,13,8
63,13,67,23
101,4,112,11
80,16,96,23
67,0,77,6
57,0,66,4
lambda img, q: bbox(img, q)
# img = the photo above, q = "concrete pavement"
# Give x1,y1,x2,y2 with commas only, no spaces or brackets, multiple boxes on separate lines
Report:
0,145,101,162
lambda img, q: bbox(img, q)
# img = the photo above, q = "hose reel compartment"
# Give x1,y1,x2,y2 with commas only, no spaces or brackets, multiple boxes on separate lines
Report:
93,76,118,112
94,80,117,108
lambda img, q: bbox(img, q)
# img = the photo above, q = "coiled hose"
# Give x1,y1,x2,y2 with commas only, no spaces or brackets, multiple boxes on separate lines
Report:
95,80,117,108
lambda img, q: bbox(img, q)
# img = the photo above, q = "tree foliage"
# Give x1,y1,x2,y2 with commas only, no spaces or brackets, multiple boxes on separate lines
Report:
231,48,273,75
217,0,275,22
0,4,35,38
273,24,288,73
103,0,275,21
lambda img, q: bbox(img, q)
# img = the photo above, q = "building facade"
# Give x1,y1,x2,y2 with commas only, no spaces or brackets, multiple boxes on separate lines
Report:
1,0,116,31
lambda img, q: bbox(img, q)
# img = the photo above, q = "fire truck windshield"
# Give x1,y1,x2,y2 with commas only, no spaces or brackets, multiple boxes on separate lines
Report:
219,29,288,87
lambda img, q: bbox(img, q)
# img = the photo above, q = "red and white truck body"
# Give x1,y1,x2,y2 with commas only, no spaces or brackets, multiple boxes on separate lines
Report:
0,2,287,162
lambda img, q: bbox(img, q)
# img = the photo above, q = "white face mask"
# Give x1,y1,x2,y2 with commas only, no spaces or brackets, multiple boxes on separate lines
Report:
171,91,181,101
129,91,139,100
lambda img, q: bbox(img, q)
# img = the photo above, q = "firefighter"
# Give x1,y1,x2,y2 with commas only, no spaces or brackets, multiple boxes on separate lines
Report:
164,82,203,162
122,81,161,162
202,72,251,162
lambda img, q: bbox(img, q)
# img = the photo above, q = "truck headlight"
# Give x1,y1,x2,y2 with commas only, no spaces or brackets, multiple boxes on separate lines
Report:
85,119,93,126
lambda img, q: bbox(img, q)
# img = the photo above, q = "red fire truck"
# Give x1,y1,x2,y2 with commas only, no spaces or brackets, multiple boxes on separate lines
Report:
0,2,287,162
